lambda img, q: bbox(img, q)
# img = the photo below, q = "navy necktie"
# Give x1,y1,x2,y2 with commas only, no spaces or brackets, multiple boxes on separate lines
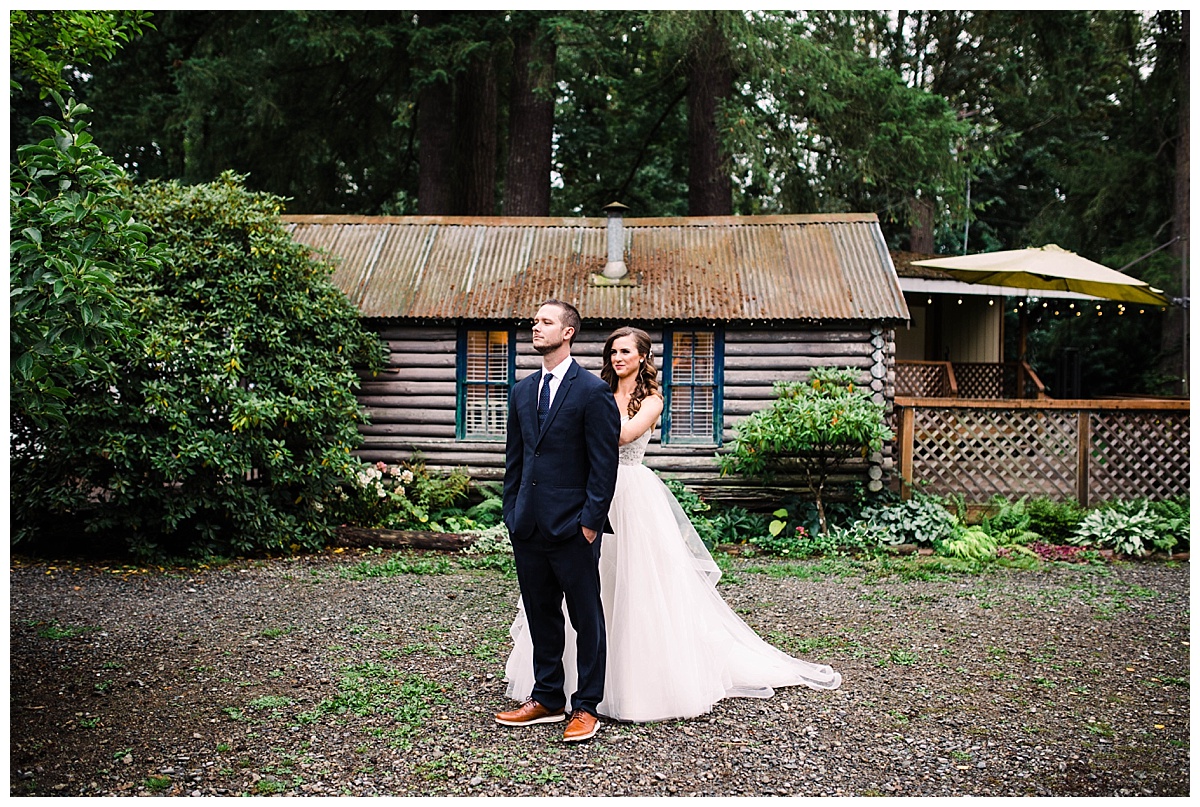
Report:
537,374,552,430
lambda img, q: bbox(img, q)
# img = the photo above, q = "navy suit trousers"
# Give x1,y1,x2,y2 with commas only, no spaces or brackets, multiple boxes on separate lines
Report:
511,528,606,716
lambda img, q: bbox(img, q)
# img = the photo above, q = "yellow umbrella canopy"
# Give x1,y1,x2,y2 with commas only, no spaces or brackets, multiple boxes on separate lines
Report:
910,244,1171,307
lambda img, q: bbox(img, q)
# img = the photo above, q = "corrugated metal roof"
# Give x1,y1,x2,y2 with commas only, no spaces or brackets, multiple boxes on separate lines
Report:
283,213,909,322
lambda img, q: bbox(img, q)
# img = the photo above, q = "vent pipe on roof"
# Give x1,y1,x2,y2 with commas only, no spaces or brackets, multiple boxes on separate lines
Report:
601,201,629,280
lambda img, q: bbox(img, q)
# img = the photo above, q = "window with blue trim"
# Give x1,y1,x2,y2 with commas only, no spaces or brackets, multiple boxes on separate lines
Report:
662,327,723,445
457,327,514,439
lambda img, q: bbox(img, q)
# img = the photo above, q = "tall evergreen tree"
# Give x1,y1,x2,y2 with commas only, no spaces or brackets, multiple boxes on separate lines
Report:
503,13,557,216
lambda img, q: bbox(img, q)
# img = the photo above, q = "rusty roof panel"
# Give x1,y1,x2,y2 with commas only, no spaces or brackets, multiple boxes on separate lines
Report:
284,213,909,322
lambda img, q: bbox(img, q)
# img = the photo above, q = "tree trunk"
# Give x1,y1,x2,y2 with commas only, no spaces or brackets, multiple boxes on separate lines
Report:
909,195,936,253
1160,10,1189,395
686,18,733,216
454,49,498,215
416,11,455,215
503,23,556,217
417,79,455,215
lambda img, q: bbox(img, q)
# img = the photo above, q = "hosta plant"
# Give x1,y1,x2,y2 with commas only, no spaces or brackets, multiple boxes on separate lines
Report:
1069,502,1163,557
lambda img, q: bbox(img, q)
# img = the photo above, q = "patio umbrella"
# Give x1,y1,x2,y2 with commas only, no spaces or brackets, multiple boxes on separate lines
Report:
910,244,1171,307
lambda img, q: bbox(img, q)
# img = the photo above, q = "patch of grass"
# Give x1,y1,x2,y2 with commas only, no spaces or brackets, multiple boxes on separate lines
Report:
222,707,250,723
254,780,286,795
471,626,510,662
764,631,857,659
260,626,296,639
144,776,172,792
888,649,919,666
295,662,448,749
78,717,100,728
343,553,454,579
36,620,99,639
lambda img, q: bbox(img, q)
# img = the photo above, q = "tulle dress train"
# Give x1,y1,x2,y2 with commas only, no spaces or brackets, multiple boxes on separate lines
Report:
504,423,841,723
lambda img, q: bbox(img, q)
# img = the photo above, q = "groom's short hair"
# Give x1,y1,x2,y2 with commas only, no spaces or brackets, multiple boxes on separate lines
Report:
542,299,582,345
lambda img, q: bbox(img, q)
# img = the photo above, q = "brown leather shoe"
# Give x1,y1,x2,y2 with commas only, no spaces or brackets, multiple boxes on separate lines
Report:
562,709,600,742
495,699,566,727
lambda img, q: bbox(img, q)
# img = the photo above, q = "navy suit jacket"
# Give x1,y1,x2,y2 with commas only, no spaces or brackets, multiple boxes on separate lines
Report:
502,359,620,542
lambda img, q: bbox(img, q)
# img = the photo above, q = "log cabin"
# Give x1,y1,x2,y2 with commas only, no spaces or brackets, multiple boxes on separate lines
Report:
284,207,910,504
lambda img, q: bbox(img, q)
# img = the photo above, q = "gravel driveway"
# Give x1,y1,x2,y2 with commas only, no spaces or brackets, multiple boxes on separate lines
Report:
9,549,1190,797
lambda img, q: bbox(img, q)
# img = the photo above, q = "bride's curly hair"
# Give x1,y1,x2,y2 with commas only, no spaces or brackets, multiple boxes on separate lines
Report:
601,326,661,417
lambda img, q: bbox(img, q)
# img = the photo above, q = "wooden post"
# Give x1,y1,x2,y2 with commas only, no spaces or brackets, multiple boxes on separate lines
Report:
897,405,915,500
1016,307,1028,398
1076,410,1090,507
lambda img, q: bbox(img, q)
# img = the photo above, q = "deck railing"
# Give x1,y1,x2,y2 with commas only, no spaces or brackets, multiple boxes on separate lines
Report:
893,396,1189,506
896,361,1046,399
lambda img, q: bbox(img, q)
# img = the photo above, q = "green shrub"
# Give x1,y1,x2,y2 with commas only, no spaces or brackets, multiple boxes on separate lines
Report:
465,481,505,529
10,94,161,432
719,367,893,533
329,455,473,533
1145,496,1189,552
860,494,960,547
1069,500,1178,557
981,496,1035,536
750,517,887,559
710,506,771,545
1024,497,1086,544
12,172,387,559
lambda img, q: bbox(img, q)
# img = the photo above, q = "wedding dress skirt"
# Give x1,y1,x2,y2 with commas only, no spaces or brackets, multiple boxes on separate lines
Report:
504,438,842,723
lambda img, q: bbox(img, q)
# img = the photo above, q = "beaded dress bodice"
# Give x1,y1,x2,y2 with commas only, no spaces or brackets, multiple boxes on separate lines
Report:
618,416,651,466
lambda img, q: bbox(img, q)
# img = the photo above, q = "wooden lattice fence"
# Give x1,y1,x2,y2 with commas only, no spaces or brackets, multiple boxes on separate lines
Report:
894,397,1189,505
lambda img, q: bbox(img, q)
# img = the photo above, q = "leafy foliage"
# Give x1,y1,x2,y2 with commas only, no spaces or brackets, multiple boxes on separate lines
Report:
10,94,160,430
748,510,887,559
719,367,893,533
11,173,387,558
860,495,962,548
1068,501,1177,557
942,527,998,561
330,456,474,533
9,10,155,97
1023,497,1087,545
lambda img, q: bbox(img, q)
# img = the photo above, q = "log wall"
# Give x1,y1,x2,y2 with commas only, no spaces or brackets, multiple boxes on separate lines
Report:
353,322,896,504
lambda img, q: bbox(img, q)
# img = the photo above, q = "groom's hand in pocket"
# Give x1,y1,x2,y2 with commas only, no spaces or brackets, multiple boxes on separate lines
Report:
582,526,598,544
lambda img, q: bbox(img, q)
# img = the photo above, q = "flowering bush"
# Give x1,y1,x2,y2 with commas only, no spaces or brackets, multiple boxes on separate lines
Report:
329,456,471,532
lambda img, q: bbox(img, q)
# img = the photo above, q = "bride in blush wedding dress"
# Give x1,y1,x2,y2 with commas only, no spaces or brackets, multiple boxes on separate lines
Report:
503,327,841,723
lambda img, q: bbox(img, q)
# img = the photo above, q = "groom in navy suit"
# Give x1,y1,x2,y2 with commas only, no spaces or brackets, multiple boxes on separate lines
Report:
496,299,620,743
